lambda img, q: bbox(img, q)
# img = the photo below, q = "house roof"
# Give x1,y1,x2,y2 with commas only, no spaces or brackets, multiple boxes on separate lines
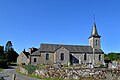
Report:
28,47,38,54
89,22,101,39
31,49,41,56
23,51,30,58
31,43,104,56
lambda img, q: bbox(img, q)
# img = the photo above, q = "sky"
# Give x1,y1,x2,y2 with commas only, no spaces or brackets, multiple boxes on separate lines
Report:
0,0,120,54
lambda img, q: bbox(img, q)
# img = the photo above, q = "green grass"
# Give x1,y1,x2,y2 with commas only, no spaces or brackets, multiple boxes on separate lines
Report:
0,68,3,72
43,78,63,80
43,78,96,80
16,68,41,79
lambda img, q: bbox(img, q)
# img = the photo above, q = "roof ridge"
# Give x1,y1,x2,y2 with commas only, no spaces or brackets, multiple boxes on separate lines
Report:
41,43,91,47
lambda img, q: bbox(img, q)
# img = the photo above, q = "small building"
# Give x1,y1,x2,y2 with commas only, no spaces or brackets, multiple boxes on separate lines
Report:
30,22,104,66
17,48,38,65
17,49,30,65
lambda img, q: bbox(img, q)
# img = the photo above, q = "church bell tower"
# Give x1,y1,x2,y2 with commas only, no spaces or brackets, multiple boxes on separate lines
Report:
89,22,101,49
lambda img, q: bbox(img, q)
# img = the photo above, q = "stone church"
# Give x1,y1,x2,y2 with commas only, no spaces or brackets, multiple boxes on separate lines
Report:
30,22,104,66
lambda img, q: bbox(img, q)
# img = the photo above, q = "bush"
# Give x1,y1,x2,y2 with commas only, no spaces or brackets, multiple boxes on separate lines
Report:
0,60,8,68
0,68,3,72
99,64,105,68
23,65,37,74
62,64,68,67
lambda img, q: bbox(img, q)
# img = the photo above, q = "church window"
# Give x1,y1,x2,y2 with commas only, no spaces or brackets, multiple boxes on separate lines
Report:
46,53,49,60
84,54,87,61
61,53,64,60
99,54,101,61
34,58,36,62
96,40,98,45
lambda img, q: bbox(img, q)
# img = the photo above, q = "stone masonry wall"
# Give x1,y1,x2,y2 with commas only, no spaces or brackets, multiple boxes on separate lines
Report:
32,68,120,80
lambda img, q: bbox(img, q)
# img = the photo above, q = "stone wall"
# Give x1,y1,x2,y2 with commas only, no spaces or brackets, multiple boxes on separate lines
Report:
30,55,40,65
55,47,70,65
30,48,70,65
39,52,54,64
33,68,120,80
89,37,101,49
71,53,104,65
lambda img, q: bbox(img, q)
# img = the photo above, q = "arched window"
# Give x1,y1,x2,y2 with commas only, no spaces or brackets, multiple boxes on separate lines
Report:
99,54,101,61
61,53,64,60
46,53,49,60
84,54,87,61
96,40,98,45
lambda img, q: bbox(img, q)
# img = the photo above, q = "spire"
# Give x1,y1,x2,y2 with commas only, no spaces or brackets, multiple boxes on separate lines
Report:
89,22,101,39
92,22,98,35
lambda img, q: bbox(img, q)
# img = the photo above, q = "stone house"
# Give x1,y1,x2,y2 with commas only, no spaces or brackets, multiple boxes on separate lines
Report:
17,47,38,65
17,49,30,65
30,22,104,66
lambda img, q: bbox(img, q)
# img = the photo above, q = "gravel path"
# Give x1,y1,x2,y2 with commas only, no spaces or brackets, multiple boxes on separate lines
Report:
0,66,40,80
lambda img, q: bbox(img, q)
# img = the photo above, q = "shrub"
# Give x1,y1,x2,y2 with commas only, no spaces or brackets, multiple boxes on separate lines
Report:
0,68,3,72
62,64,68,67
99,64,105,68
0,60,8,68
23,65,37,74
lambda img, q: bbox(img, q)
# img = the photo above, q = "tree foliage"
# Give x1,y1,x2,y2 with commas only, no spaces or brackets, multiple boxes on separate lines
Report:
4,41,19,63
104,52,120,60
0,41,18,68
5,41,13,53
5,48,18,63
0,46,4,59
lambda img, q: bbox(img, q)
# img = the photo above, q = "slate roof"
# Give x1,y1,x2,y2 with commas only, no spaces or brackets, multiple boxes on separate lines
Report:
31,43,104,56
23,52,30,58
89,22,101,39
31,49,41,56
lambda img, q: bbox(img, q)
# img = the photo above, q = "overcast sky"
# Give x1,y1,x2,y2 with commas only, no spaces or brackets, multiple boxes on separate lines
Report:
0,0,120,54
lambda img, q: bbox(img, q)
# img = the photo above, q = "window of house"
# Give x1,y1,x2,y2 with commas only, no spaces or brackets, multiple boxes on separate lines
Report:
34,58,36,62
96,40,98,45
84,54,87,61
99,54,101,61
61,53,64,60
22,58,24,62
46,53,49,60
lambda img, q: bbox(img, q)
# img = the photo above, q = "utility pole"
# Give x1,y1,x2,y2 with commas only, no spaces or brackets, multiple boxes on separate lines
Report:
92,48,95,67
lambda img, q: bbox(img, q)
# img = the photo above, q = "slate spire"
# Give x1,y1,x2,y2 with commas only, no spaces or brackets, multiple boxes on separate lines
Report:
89,22,101,39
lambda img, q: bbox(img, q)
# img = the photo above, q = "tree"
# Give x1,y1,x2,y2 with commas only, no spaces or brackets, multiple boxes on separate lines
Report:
5,41,13,53
104,52,120,60
5,48,18,63
0,46,7,68
0,46,4,59
4,41,18,63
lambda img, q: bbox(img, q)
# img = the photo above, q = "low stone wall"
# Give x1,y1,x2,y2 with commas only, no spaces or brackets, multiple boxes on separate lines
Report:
20,67,120,80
